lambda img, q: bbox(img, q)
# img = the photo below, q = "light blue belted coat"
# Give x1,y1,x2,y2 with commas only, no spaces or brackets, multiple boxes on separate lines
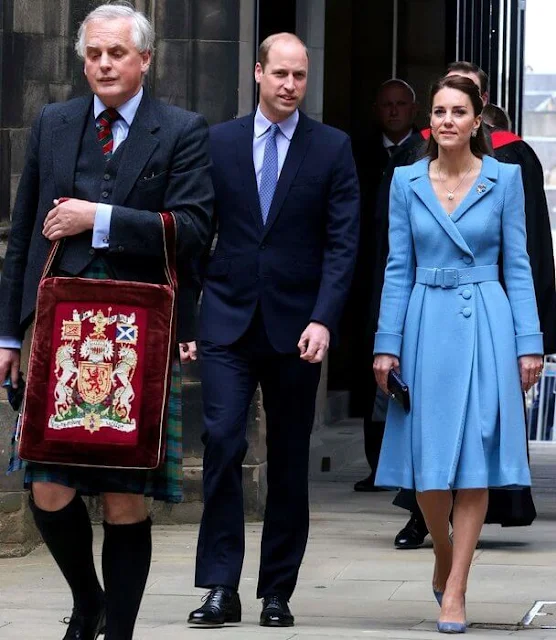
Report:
374,155,543,491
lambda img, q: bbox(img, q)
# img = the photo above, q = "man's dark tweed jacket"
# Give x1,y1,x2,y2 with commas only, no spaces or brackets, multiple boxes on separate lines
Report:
0,91,213,343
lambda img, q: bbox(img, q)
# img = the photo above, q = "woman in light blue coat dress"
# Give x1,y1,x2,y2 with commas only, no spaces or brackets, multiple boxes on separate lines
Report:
373,76,544,634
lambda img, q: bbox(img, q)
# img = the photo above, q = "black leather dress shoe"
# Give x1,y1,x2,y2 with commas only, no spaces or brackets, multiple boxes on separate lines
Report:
260,595,294,627
394,512,429,549
188,586,241,626
353,474,388,492
62,606,106,640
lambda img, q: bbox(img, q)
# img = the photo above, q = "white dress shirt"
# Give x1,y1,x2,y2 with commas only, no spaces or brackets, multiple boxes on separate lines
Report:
382,130,414,156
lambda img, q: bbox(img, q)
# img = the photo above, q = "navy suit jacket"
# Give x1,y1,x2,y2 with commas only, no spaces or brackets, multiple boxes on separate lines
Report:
0,92,213,342
199,111,360,353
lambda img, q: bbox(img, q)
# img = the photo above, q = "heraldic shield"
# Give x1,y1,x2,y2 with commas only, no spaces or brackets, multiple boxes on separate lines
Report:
18,213,178,469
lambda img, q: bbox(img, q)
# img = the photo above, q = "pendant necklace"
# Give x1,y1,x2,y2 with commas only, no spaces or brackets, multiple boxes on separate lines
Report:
437,162,472,201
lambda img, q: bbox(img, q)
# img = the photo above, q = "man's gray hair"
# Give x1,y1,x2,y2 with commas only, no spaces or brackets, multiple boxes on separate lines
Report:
75,2,154,58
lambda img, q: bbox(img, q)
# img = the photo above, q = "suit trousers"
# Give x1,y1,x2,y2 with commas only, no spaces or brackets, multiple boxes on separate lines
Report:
195,311,322,599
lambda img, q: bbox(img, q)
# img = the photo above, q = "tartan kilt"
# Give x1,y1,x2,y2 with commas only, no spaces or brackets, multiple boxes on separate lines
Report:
23,257,184,504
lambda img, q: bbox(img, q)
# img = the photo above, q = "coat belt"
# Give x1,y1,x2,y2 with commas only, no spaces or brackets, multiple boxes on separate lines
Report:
415,265,499,289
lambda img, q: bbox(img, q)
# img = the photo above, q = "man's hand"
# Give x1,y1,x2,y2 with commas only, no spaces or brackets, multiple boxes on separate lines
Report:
179,341,198,364
43,198,96,241
298,322,330,363
0,348,21,389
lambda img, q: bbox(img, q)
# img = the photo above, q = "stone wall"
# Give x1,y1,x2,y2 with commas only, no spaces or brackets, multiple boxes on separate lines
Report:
0,401,41,557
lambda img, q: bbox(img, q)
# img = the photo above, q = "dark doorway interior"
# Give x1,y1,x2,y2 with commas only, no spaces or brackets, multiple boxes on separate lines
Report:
257,0,297,44
324,0,449,416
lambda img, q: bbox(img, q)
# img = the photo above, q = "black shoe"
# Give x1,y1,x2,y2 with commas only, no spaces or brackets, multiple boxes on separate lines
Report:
188,586,241,626
353,474,388,492
260,595,294,627
62,605,106,640
394,513,429,549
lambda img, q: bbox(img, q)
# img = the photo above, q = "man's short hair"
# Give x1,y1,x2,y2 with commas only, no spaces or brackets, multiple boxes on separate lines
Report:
482,103,512,131
376,79,416,103
258,33,309,70
446,61,489,95
75,1,154,58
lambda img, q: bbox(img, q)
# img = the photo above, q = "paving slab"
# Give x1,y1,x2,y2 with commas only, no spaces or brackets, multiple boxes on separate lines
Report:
1,429,556,638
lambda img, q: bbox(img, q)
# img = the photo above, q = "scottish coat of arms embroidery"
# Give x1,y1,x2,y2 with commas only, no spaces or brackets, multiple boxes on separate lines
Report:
48,305,144,438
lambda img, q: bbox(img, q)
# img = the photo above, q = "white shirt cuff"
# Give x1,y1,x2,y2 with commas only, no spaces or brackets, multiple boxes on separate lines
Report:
92,203,113,248
0,337,22,350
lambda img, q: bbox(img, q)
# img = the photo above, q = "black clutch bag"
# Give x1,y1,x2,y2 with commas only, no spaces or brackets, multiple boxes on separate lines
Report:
387,369,410,414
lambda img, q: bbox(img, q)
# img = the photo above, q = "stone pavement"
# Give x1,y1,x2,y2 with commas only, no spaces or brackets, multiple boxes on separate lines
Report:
1,423,556,639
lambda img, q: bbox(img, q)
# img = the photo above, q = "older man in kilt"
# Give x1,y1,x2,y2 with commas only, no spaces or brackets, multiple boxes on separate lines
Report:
0,4,212,639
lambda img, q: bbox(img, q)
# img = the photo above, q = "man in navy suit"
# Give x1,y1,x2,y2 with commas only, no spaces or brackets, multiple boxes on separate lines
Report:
188,33,360,628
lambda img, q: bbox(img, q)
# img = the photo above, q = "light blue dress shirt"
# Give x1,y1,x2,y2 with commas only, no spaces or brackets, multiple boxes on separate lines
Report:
253,106,299,189
0,88,144,351
92,86,144,248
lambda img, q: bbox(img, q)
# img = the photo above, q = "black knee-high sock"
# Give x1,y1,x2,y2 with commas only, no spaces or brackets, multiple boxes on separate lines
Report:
29,494,104,615
102,518,152,640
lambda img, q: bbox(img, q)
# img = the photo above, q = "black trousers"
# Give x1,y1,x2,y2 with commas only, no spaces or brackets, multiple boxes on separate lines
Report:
195,311,322,599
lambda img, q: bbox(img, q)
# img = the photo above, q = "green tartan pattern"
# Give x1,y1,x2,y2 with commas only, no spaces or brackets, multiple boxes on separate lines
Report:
23,257,184,503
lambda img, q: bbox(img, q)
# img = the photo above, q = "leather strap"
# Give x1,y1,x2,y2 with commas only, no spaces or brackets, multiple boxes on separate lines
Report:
41,209,178,292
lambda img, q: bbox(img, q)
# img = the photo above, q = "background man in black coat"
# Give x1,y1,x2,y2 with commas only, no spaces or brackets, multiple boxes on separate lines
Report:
350,80,418,492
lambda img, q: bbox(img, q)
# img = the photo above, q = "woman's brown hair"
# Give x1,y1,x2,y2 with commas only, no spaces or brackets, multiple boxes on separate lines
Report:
426,75,491,159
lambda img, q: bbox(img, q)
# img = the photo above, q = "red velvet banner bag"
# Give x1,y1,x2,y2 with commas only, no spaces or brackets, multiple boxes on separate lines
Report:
18,212,178,470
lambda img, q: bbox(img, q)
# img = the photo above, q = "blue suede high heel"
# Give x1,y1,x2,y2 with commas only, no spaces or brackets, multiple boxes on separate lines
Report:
437,596,466,633
433,588,443,606
437,620,466,634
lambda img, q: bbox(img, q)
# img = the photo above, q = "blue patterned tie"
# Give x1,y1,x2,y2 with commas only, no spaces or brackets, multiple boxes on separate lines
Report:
259,123,280,224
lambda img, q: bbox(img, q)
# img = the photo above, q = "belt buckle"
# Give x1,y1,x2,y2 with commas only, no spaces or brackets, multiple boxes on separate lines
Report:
441,268,458,288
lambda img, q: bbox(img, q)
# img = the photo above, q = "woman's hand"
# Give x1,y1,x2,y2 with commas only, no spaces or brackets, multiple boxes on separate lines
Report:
373,354,400,395
519,355,544,392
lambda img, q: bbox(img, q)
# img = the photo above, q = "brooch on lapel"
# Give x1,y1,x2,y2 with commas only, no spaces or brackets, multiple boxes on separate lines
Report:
476,183,487,194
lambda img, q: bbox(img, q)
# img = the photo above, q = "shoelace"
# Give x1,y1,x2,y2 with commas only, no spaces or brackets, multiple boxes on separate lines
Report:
201,587,230,607
264,595,285,608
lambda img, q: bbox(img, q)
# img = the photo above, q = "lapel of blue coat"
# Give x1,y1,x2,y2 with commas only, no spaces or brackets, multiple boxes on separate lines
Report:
408,158,473,257
236,114,264,232
262,112,312,238
52,96,92,197
111,92,160,204
449,155,498,223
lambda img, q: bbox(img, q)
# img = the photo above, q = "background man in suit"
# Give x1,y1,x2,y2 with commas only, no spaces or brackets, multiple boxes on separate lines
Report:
188,33,359,628
0,4,212,639
371,61,555,550
351,80,418,492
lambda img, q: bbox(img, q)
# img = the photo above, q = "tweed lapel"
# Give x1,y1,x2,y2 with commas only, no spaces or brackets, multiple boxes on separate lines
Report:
111,93,160,205
236,114,264,232
52,96,92,197
408,159,473,257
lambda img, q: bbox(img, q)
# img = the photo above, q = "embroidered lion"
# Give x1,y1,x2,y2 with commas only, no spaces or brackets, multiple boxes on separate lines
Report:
54,344,79,419
111,347,138,422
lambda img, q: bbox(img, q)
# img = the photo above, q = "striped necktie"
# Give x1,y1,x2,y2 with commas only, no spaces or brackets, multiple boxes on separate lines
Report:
96,108,120,158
